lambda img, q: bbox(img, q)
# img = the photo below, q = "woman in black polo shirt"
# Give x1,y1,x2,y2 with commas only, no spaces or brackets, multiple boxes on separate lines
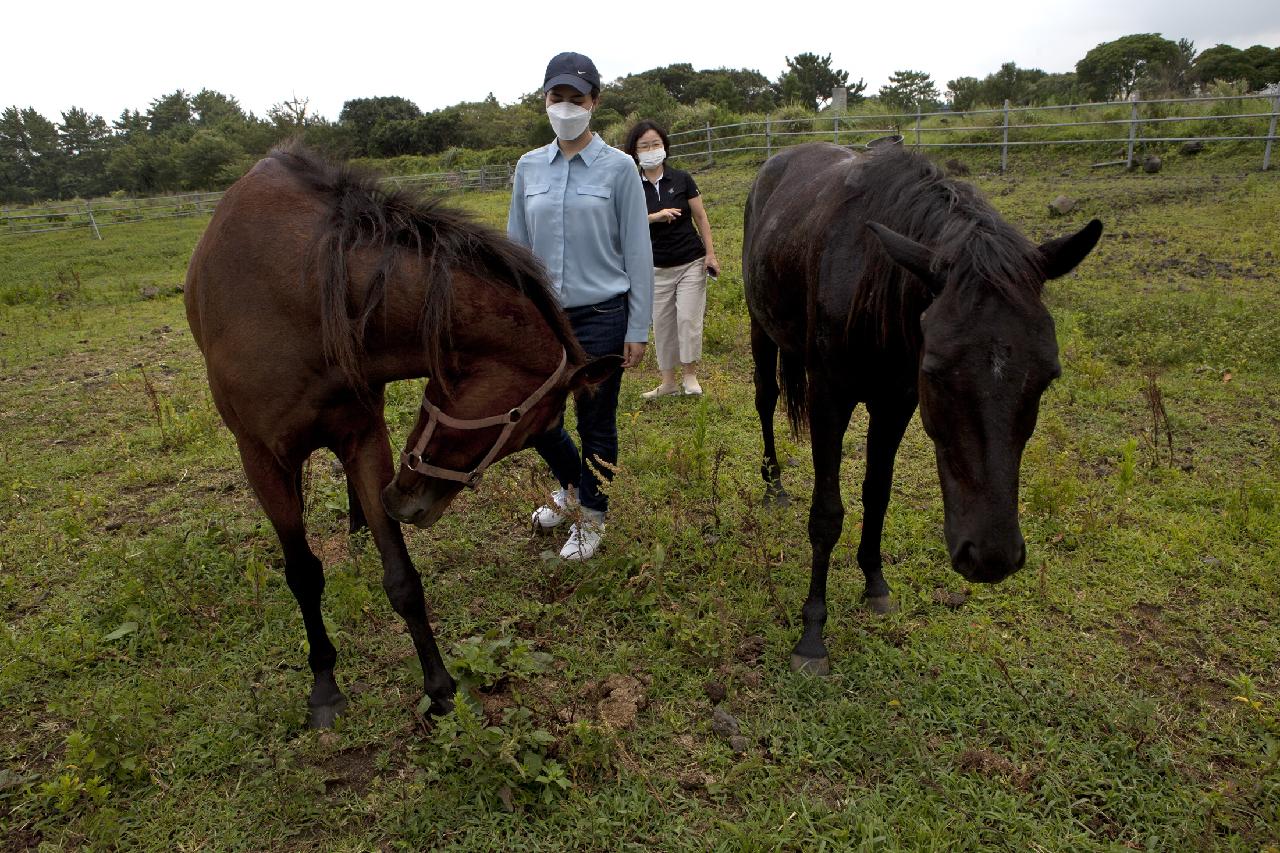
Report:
624,121,720,398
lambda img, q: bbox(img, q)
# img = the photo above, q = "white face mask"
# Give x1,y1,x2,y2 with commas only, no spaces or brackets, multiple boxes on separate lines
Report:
546,102,591,141
637,149,666,169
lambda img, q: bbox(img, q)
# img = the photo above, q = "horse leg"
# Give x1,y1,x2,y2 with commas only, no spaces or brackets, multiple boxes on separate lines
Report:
346,476,368,537
237,440,346,728
857,399,915,614
339,421,457,715
791,395,855,675
750,318,788,506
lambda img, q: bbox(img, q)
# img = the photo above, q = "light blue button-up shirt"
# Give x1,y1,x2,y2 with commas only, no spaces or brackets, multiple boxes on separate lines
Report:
507,133,654,343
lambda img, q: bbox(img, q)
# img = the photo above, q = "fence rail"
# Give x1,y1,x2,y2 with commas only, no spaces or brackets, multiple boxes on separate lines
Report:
4,94,1277,239
663,93,1280,171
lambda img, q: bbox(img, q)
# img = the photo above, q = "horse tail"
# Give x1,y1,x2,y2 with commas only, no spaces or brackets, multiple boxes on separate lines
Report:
778,351,808,438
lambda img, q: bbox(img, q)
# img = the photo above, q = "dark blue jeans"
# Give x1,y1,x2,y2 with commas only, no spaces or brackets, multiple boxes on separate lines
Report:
534,293,626,514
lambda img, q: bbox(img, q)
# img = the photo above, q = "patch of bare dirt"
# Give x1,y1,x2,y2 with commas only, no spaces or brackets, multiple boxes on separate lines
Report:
955,747,1036,791
586,674,649,730
316,744,380,796
1114,600,1237,709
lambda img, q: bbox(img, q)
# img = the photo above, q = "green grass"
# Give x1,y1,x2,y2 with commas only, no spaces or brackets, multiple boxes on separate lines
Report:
2,152,1278,851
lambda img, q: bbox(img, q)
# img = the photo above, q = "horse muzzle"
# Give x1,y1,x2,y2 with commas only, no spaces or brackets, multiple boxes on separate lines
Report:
950,536,1027,584
381,479,462,529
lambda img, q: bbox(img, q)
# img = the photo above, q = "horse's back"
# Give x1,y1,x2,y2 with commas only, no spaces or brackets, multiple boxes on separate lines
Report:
743,143,861,350
186,157,324,352
184,157,345,448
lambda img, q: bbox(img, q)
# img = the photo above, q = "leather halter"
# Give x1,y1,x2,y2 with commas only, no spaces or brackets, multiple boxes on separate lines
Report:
400,349,568,489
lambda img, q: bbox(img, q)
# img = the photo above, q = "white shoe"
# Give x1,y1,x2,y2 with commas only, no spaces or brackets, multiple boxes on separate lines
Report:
641,383,681,400
559,515,605,560
531,487,576,532
682,375,702,396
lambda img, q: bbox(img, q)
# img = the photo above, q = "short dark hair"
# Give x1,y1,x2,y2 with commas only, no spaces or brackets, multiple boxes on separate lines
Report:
624,120,670,162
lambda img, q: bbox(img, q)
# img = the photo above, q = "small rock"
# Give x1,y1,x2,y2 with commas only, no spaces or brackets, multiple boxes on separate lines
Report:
711,707,740,739
932,588,968,609
703,680,727,704
1180,140,1204,155
140,286,160,299
728,735,750,754
1047,195,1076,217
1143,155,1162,174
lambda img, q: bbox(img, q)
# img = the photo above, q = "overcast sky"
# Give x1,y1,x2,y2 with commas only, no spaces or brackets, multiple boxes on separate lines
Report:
6,0,1278,123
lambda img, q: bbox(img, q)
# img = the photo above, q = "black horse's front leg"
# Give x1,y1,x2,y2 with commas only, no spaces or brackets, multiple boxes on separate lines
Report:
856,399,916,613
791,397,854,674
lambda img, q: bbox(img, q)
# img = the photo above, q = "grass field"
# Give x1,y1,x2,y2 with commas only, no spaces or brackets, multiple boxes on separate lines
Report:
2,151,1278,851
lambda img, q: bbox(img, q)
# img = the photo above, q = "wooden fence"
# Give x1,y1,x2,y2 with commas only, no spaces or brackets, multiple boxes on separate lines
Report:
4,93,1276,239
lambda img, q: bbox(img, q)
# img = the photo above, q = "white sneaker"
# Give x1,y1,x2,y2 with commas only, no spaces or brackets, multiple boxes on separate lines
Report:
641,383,681,400
682,375,702,396
531,487,576,532
559,515,605,560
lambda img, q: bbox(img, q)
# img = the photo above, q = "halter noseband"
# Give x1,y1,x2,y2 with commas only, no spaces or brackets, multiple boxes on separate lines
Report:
400,348,568,489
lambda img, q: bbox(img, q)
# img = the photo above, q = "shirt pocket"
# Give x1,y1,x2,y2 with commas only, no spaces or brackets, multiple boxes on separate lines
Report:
576,185,612,201
524,183,550,197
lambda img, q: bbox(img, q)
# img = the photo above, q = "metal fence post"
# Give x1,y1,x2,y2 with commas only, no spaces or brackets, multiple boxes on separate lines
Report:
1001,100,1010,174
705,122,713,166
84,201,102,240
914,108,922,149
765,116,772,159
1264,94,1279,171
1126,95,1139,170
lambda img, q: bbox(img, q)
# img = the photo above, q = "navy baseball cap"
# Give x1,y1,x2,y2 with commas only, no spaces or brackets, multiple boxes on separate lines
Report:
543,52,601,95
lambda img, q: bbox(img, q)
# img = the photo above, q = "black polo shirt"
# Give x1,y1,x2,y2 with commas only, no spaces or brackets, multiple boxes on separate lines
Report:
641,166,705,268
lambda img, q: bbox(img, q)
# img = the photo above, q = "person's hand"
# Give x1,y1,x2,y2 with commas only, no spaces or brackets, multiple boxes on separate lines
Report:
648,208,682,224
704,255,720,278
621,341,647,369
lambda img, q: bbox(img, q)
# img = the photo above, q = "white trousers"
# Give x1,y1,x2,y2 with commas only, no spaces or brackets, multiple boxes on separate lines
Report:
652,256,707,370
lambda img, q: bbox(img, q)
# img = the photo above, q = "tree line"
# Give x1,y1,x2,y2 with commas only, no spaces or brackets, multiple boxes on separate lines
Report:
2,37,1277,204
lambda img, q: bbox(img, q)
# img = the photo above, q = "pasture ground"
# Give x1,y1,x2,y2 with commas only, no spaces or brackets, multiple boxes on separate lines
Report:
1,152,1278,850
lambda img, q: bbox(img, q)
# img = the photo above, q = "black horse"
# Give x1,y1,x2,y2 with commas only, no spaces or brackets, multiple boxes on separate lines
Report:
743,142,1101,674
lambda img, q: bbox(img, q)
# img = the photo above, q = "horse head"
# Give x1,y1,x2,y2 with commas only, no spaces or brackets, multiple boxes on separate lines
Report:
868,218,1102,583
381,352,621,529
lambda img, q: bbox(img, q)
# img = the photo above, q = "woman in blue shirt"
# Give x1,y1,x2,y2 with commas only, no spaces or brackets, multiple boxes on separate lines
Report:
507,51,654,561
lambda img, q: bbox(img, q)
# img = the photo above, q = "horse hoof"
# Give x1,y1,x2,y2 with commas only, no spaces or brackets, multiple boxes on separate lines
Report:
307,694,348,729
864,595,897,614
762,489,791,509
789,654,831,676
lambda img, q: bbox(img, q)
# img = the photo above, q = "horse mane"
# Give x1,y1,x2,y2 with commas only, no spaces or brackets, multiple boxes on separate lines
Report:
267,142,584,392
844,147,1044,350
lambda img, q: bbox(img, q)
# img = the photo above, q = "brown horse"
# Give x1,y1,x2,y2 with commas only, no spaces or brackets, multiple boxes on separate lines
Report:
185,145,617,726
744,142,1101,674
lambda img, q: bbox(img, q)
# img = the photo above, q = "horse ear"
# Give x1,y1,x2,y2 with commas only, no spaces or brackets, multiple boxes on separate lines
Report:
866,221,943,296
1039,218,1103,280
570,354,623,390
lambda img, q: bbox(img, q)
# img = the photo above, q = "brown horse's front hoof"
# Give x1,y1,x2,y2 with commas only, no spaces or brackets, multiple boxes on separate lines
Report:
307,693,348,729
789,654,831,676
864,595,897,614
